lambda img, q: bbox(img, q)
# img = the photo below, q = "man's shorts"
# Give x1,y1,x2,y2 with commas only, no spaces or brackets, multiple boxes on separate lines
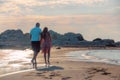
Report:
31,41,40,52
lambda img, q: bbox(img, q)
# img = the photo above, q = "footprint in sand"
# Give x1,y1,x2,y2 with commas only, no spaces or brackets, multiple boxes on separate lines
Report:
84,67,112,80
36,72,45,77
101,71,111,75
44,76,52,79
61,77,72,80
87,67,111,75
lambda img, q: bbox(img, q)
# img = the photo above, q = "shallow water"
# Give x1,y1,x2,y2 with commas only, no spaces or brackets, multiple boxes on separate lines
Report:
0,49,33,75
66,50,120,65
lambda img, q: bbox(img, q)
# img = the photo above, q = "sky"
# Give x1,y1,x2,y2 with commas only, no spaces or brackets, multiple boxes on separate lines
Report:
0,0,120,41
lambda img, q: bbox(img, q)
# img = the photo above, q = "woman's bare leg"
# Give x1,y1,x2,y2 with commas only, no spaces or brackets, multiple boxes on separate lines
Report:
44,52,47,65
48,48,50,65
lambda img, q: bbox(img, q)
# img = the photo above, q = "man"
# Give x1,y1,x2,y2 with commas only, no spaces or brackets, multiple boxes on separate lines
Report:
30,22,41,69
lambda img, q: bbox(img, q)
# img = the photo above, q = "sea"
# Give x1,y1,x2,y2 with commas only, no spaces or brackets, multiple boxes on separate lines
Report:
66,50,120,65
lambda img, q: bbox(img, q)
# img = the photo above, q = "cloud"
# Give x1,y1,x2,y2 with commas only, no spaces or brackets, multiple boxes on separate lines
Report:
11,0,107,7
106,6,120,15
0,0,108,16
1,0,107,7
0,2,22,16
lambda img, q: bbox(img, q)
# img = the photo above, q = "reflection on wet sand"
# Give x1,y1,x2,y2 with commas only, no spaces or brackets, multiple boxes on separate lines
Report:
0,49,33,75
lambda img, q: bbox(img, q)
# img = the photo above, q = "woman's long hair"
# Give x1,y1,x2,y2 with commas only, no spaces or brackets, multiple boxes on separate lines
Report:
42,27,48,39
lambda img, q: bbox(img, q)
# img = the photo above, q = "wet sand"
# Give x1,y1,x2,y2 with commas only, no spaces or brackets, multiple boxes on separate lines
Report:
0,49,33,75
0,47,120,80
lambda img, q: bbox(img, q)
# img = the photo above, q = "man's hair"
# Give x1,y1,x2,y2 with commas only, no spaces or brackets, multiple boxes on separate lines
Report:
36,23,40,27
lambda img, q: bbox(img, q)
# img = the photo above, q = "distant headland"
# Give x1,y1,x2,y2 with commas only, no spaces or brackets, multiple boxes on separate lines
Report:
0,29,120,49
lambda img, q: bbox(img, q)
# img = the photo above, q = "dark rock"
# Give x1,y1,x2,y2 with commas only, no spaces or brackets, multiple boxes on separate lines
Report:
0,29,30,49
64,32,84,41
92,38,116,47
0,29,118,49
102,39,115,47
49,30,84,46
56,47,61,49
93,38,102,42
0,29,24,41
115,42,120,47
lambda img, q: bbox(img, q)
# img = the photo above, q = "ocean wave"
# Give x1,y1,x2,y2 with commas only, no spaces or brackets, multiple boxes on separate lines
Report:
66,50,120,65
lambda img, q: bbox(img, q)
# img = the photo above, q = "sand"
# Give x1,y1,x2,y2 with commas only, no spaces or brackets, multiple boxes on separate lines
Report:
0,47,120,80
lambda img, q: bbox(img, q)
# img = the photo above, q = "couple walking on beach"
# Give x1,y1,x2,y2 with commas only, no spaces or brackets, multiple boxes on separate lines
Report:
30,22,52,69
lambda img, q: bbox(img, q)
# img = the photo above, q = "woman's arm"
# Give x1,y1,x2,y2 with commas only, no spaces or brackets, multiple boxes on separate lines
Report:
48,32,52,42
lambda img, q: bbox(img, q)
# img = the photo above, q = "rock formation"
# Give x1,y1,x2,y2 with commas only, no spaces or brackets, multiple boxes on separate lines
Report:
0,29,119,49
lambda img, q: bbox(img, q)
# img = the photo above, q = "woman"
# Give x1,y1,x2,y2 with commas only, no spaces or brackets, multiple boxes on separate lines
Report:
41,27,52,66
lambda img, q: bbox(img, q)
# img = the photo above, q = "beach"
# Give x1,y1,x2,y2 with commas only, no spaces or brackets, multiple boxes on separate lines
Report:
0,47,120,80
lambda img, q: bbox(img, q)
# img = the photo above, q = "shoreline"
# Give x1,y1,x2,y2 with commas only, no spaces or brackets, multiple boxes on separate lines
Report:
0,69,34,78
0,46,120,50
0,47,120,80
65,49,120,66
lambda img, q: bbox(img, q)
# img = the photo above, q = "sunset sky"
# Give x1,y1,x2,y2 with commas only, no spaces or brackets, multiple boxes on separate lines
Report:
0,0,120,41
